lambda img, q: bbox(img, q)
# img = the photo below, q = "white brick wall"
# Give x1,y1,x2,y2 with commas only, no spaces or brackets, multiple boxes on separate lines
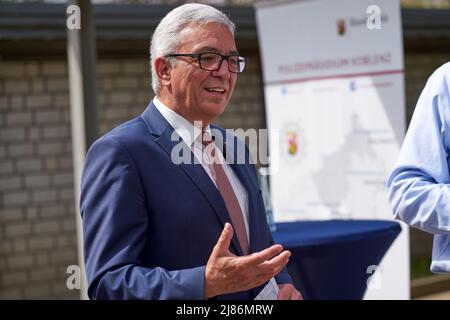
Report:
0,60,78,299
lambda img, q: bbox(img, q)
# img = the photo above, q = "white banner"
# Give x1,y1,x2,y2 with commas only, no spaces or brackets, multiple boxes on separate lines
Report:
256,0,409,299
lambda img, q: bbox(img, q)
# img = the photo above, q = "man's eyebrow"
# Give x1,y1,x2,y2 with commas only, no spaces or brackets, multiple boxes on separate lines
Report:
196,46,240,55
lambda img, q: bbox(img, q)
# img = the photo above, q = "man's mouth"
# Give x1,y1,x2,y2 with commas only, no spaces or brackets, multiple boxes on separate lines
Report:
205,87,226,94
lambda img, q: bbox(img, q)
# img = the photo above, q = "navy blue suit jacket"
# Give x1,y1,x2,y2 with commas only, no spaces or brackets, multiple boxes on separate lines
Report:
80,102,293,299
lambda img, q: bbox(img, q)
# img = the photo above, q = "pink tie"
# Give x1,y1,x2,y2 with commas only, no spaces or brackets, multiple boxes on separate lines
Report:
202,131,249,255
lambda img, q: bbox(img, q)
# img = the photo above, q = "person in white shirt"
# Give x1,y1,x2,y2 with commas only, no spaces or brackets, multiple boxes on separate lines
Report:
388,62,450,273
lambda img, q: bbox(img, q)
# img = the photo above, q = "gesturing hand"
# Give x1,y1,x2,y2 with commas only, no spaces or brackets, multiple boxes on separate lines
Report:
204,223,291,299
277,283,303,300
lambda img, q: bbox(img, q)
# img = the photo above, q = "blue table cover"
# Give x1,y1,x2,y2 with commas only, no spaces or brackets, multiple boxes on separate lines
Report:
272,220,401,300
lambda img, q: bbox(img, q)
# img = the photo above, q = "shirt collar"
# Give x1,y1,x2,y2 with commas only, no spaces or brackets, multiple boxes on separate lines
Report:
153,97,211,147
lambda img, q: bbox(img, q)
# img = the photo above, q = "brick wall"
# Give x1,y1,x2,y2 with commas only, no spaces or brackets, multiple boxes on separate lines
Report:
0,60,77,299
97,59,150,135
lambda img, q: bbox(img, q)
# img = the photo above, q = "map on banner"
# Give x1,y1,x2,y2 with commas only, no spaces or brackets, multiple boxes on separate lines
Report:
256,0,404,222
266,74,404,221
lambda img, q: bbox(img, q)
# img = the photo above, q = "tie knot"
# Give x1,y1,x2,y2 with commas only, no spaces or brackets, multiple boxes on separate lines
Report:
201,131,214,147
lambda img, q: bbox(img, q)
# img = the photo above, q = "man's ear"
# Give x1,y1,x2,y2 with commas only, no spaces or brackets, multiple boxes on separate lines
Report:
155,57,172,87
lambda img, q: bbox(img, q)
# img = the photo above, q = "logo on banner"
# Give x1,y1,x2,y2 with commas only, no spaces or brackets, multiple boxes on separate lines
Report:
280,123,304,164
287,131,298,155
337,19,346,36
337,11,388,35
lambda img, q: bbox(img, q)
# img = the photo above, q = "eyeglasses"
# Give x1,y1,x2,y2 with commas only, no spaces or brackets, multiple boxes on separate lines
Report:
164,52,247,74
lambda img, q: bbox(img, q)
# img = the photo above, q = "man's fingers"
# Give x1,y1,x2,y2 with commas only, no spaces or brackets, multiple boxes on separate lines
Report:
293,291,304,300
244,244,284,265
277,284,303,300
212,223,233,256
255,250,291,278
267,250,291,268
277,286,290,300
278,290,289,300
233,249,290,288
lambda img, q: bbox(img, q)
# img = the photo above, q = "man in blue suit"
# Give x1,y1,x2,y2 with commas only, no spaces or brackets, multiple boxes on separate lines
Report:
80,3,302,300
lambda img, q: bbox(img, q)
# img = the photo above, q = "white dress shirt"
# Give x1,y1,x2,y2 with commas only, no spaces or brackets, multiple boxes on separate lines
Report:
387,62,450,272
153,97,250,241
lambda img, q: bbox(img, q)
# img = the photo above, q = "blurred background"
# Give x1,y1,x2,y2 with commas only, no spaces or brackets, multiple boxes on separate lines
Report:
1,0,450,299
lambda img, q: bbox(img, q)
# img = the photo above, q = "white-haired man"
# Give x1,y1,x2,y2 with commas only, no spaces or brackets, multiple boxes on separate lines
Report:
81,3,302,300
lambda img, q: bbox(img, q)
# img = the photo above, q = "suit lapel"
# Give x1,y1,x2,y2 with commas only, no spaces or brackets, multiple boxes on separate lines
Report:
141,103,243,256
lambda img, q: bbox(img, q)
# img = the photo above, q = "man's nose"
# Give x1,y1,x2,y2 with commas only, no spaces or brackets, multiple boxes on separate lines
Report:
212,58,231,80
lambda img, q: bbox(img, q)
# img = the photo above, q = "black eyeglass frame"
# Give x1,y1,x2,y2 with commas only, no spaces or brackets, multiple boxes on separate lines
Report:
164,52,247,74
